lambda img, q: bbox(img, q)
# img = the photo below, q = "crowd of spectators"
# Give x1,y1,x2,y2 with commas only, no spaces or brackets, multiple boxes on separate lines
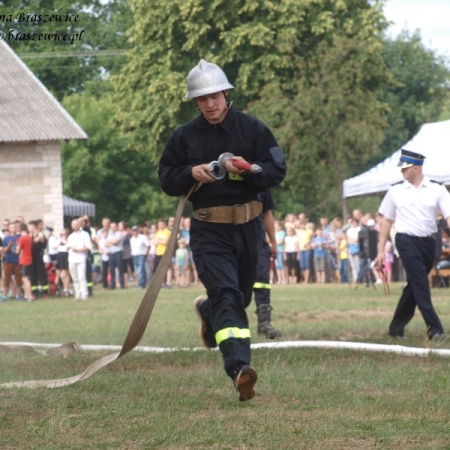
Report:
0,215,201,302
2,208,448,301
272,209,394,287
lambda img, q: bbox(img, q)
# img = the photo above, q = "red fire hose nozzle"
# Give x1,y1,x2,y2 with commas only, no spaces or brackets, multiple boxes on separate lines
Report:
218,152,262,174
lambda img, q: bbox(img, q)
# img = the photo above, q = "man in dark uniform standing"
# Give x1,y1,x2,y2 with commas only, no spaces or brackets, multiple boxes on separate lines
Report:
159,59,286,401
253,190,281,339
80,216,94,296
375,149,450,340
28,220,49,299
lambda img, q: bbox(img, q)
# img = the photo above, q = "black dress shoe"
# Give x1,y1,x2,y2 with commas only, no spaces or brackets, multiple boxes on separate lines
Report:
429,332,450,341
389,333,407,341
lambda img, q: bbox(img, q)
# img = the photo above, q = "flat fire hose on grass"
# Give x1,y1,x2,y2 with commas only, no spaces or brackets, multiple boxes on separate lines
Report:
0,182,200,389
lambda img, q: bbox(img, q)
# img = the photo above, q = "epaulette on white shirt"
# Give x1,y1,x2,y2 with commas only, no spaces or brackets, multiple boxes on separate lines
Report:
379,176,450,236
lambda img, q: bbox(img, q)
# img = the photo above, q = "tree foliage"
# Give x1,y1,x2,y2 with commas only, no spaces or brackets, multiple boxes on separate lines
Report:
0,0,132,99
113,0,390,219
7,0,448,222
61,93,177,224
377,31,450,161
247,34,387,219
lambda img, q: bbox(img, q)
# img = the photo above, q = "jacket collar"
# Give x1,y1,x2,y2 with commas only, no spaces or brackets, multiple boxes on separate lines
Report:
197,106,235,133
404,176,430,189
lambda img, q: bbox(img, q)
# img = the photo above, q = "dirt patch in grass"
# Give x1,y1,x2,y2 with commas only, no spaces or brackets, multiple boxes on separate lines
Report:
315,438,378,449
292,309,392,322
110,359,216,374
51,309,103,317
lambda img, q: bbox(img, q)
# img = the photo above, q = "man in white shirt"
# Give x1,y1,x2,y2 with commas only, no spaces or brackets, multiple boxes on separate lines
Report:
67,218,92,300
130,225,150,289
95,217,111,289
375,149,450,340
105,222,124,289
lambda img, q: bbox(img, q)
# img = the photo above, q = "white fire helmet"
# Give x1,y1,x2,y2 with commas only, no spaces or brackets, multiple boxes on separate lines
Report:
185,59,234,99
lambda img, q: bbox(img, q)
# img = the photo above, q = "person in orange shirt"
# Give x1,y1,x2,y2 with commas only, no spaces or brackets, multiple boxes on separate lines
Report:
16,223,33,301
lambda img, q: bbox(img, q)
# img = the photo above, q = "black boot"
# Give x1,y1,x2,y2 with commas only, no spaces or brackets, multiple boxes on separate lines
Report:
256,305,281,339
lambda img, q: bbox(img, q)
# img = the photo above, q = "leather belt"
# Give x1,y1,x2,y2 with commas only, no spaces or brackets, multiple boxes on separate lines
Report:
194,201,262,225
397,233,433,241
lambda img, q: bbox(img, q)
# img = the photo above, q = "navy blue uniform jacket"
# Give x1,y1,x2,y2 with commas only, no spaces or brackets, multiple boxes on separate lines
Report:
158,107,286,209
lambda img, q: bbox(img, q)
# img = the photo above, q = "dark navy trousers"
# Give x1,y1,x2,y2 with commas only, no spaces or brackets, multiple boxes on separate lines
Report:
253,231,271,307
108,251,124,289
190,217,260,378
389,233,443,337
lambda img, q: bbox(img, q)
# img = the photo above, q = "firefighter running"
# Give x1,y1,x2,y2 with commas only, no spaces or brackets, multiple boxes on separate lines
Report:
159,59,286,401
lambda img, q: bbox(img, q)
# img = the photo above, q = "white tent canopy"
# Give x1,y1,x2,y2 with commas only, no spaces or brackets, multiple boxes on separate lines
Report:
343,119,450,198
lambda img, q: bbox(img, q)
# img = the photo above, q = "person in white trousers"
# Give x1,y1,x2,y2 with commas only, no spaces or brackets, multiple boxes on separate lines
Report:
67,218,92,300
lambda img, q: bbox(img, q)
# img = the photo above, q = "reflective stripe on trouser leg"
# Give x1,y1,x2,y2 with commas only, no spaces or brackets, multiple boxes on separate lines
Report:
253,237,271,307
86,253,93,295
253,282,271,289
215,327,251,346
190,218,260,377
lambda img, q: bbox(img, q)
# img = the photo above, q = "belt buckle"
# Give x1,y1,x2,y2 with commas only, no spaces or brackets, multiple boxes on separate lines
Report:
197,209,210,221
232,203,250,225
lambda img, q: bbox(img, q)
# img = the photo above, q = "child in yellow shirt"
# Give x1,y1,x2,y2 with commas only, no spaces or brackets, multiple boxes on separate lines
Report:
339,232,349,283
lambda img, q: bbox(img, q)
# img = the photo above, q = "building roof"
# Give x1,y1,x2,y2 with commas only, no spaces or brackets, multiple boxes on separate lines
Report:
0,41,87,143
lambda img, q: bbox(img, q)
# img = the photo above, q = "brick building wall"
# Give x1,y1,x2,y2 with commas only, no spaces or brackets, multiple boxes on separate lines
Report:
0,140,64,232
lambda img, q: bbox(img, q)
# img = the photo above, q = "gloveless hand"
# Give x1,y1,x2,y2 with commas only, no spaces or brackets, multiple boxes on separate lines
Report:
224,156,245,175
192,164,217,183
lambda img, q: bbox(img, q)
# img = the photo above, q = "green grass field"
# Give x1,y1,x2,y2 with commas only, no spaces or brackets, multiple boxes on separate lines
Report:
2,283,450,449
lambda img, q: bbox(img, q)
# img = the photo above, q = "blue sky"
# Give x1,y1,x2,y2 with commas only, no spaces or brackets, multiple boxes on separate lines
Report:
383,0,450,58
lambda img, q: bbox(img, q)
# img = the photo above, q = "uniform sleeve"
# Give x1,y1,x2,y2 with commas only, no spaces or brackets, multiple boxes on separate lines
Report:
378,189,396,221
240,122,286,190
158,131,197,197
258,189,275,213
264,189,275,211
438,186,450,219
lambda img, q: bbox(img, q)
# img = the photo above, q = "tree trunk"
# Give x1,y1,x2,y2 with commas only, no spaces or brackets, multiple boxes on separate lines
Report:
340,183,349,221
328,146,348,220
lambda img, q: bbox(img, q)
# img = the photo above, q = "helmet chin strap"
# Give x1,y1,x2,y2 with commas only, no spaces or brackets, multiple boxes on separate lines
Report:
224,91,233,109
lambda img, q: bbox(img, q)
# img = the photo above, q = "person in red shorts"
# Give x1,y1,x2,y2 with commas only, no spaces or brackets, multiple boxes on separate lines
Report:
1,222,22,301
16,223,33,301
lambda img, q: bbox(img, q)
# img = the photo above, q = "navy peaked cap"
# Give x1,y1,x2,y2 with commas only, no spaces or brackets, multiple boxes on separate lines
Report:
397,149,425,168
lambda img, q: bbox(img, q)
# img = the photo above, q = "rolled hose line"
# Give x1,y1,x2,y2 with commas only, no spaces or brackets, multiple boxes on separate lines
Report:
2,340,450,360
0,181,201,389
1,175,443,387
